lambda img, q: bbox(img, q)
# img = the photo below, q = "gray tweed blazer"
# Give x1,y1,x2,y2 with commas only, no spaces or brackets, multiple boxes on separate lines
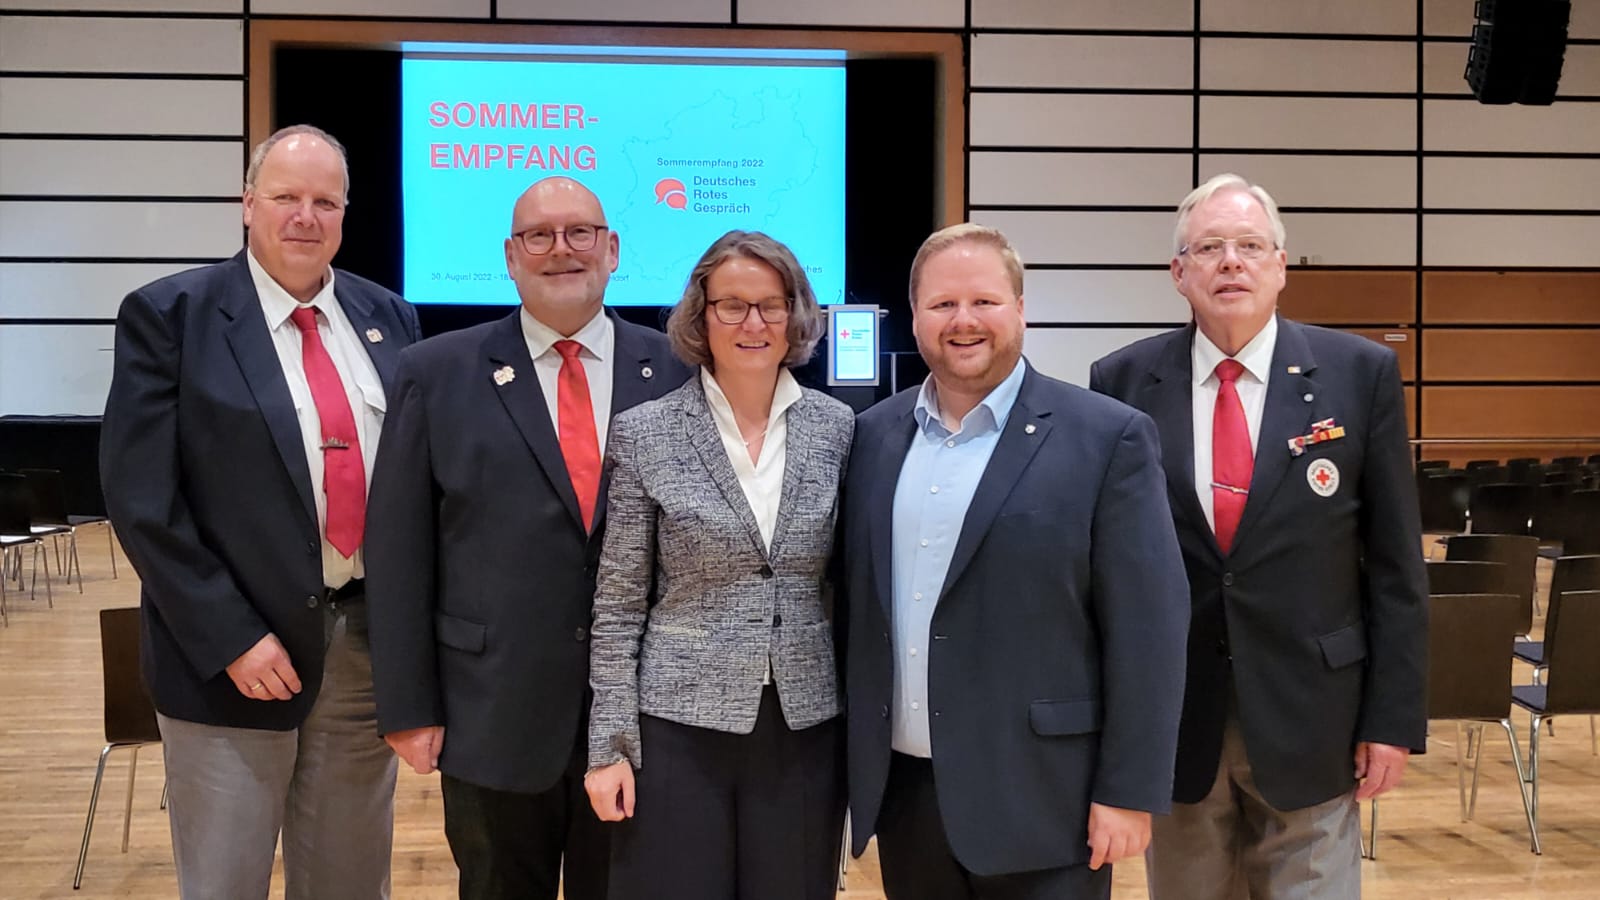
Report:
587,373,854,769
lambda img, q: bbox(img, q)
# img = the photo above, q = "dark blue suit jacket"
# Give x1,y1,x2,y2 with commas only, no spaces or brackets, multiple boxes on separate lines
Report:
101,251,421,730
1090,317,1428,811
842,363,1190,876
363,311,690,796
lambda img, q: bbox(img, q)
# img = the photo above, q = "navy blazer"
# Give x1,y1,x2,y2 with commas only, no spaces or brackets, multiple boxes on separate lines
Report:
841,363,1190,877
101,251,421,730
1090,317,1428,811
364,310,691,796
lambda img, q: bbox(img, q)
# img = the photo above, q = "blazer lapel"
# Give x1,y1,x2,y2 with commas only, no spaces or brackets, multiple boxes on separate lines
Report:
1232,317,1319,552
940,368,1052,600
483,313,586,532
870,401,919,619
334,282,403,386
684,377,768,558
1142,325,1213,553
598,315,670,531
767,391,815,564
218,255,316,527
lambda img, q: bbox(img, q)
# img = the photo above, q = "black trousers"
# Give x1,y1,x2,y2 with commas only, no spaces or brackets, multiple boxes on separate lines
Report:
441,736,609,900
608,685,844,900
876,753,1111,900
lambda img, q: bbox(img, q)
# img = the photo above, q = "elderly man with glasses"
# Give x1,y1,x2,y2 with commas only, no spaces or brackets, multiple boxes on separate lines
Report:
364,176,690,900
1090,174,1427,900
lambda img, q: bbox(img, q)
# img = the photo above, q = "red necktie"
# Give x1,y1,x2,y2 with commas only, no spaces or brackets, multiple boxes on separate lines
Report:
290,306,365,558
555,340,601,531
1211,359,1253,554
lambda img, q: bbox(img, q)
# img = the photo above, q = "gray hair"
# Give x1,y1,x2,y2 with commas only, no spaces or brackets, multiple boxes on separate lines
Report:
1173,173,1286,255
244,124,350,200
908,223,1025,305
667,230,826,369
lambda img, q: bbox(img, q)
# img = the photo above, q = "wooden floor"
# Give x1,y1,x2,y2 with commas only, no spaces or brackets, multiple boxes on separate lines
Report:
3,534,1599,899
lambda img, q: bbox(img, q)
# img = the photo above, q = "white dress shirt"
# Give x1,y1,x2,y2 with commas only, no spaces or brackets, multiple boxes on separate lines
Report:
700,366,802,552
1191,315,1277,533
247,250,386,588
520,306,616,455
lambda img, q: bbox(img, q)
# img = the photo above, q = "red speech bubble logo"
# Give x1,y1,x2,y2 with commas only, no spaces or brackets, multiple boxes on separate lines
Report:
654,178,687,210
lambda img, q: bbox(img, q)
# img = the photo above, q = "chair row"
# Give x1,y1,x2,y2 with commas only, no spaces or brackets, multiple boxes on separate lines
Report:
0,467,116,625
1417,471,1599,553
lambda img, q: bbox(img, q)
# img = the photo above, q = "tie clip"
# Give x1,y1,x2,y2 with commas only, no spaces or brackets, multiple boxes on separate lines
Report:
1210,481,1248,495
320,437,351,450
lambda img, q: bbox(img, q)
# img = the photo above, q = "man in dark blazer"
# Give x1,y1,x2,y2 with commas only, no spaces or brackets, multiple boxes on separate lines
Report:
101,125,419,899
1089,174,1427,900
364,176,690,900
842,223,1190,900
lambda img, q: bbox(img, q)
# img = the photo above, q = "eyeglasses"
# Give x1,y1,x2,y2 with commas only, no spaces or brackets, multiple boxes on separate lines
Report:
708,297,790,325
512,224,608,254
1179,234,1277,262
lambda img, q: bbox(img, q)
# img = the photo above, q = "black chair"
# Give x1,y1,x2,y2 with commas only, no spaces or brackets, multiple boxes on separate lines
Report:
1370,593,1538,857
0,472,54,623
1428,559,1513,599
1511,590,1600,847
1556,490,1600,556
1466,465,1509,487
1418,460,1451,472
1418,472,1470,535
1531,482,1573,544
75,607,165,890
18,468,84,591
1506,457,1541,482
1512,555,1600,676
1466,459,1502,471
1446,535,1540,636
1468,482,1536,536
1549,456,1584,475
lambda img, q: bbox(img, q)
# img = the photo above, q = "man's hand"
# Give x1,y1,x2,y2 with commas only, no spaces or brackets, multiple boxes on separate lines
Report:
386,726,445,775
584,760,635,822
225,633,301,701
1354,741,1410,800
1087,802,1151,870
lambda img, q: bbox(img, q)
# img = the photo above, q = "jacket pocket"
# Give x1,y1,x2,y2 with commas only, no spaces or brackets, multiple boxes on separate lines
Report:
1317,622,1368,670
1029,698,1102,736
436,612,486,654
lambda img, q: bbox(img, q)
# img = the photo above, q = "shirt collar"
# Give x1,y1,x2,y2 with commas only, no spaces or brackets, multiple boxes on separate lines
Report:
1192,314,1278,386
913,356,1027,437
247,248,336,329
520,305,611,362
701,366,803,432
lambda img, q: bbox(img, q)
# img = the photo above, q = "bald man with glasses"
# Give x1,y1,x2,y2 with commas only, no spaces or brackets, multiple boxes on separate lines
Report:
365,177,690,900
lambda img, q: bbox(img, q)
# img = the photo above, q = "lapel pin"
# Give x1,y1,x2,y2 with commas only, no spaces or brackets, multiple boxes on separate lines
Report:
1287,365,1301,374
1303,393,1314,402
641,366,654,379
1024,423,1037,435
493,365,516,386
365,328,383,344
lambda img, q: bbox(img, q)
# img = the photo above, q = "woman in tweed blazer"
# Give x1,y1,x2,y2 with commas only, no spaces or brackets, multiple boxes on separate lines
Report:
583,231,853,899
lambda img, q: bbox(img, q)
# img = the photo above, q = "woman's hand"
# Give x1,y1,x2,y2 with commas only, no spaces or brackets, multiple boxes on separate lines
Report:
584,760,636,821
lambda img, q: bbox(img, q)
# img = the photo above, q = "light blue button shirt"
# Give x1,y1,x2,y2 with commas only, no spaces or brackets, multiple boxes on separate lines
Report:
890,358,1026,757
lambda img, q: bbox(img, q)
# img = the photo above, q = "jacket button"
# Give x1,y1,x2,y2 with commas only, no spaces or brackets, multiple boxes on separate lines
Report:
773,613,782,627
1222,573,1235,587
574,626,588,642
881,705,889,719
759,564,774,578
306,541,317,555
1216,639,1230,657
305,594,319,608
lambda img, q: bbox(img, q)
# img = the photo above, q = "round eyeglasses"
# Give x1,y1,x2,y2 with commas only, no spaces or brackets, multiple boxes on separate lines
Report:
512,224,608,254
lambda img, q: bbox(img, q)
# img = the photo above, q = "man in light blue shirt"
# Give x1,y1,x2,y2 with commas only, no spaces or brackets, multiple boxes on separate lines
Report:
842,224,1190,900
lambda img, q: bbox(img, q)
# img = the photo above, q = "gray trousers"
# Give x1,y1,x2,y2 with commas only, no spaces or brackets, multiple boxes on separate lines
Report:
157,602,398,900
1146,712,1361,900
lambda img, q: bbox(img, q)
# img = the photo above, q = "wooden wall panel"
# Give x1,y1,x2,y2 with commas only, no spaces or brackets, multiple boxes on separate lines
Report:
1345,328,1416,381
1421,386,1600,438
1278,271,1415,324
1423,272,1600,324
1423,329,1600,382
1404,385,1417,437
